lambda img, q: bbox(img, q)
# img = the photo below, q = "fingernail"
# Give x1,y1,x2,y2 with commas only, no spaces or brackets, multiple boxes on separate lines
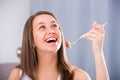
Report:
93,21,97,24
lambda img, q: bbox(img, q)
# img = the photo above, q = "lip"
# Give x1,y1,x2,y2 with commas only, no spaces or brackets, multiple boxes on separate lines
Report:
45,35,58,42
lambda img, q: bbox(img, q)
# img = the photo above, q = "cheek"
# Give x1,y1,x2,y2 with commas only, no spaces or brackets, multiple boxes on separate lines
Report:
57,30,62,41
33,33,44,46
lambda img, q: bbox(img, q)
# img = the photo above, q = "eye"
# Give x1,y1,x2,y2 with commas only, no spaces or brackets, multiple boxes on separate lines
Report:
39,25,46,30
52,24,58,28
53,24,57,27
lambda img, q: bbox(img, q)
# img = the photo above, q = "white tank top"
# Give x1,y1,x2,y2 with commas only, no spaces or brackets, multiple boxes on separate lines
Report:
20,70,61,80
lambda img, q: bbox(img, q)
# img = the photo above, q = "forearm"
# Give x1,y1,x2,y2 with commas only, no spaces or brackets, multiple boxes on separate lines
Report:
83,22,109,80
94,51,109,80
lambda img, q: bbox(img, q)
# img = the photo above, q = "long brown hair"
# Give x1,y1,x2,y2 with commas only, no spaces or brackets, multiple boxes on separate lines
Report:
19,11,74,80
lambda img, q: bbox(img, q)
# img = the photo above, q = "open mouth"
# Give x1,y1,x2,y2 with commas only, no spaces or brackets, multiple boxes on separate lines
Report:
46,38,57,43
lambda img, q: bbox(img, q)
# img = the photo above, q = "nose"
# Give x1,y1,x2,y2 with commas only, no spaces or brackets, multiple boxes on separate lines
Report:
47,27,55,34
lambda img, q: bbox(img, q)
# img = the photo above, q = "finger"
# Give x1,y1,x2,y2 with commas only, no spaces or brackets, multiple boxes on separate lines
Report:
92,22,97,28
92,22,101,32
92,22,105,33
83,29,104,41
82,31,98,40
90,28,104,37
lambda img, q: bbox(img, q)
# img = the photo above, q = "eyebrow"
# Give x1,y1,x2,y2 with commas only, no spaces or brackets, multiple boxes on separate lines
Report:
51,21,56,23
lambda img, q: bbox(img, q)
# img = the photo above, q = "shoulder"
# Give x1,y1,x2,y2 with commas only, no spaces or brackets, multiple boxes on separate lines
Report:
8,67,21,80
72,66,91,80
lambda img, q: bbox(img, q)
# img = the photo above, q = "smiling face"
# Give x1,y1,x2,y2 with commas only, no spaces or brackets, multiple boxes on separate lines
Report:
32,14,62,54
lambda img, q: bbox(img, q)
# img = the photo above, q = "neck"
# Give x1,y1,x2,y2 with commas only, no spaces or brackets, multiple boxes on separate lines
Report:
33,52,59,80
37,51,58,72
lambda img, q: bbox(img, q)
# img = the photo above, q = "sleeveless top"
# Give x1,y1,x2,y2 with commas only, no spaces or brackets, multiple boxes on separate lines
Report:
20,69,61,80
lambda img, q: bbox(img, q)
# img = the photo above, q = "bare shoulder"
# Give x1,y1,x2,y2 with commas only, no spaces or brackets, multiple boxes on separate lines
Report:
72,66,91,80
8,67,21,80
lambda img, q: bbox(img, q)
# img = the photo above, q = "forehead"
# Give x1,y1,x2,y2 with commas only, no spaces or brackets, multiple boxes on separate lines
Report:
33,14,57,24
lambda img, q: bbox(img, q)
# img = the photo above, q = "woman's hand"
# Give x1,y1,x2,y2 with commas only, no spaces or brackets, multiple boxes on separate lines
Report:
83,22,105,54
83,22,109,80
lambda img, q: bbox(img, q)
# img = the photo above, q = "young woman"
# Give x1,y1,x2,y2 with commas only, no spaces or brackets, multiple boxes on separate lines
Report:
8,11,109,80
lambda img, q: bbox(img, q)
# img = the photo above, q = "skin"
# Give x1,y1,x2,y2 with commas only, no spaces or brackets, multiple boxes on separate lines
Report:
8,14,109,80
32,14,61,80
32,14,62,54
83,22,109,80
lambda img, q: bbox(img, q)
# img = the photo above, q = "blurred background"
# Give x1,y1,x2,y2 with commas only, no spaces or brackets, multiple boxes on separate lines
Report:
0,0,120,80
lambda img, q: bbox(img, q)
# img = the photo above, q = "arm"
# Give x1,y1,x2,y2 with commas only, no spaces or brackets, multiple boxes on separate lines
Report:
83,22,109,80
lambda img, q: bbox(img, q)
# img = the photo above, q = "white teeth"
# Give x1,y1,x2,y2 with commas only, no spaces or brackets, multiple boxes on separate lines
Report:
46,38,56,42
